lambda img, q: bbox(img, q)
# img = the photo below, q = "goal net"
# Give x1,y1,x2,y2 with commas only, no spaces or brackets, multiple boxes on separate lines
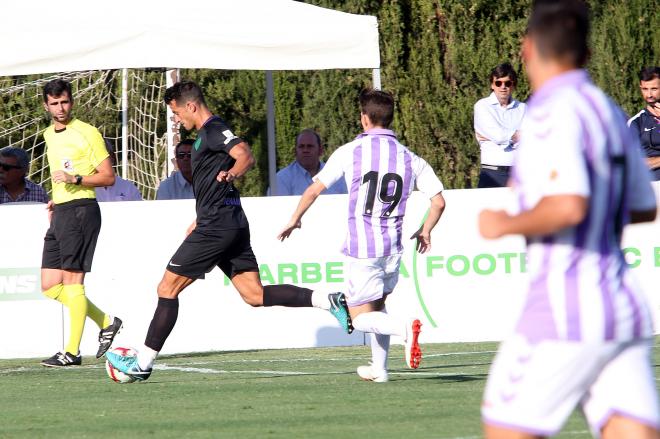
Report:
0,69,169,200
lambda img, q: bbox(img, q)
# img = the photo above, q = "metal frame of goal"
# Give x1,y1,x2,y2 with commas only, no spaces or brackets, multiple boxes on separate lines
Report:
0,69,172,200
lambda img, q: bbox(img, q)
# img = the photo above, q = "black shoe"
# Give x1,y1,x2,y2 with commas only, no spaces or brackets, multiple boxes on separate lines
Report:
41,351,82,368
328,292,353,334
96,317,123,358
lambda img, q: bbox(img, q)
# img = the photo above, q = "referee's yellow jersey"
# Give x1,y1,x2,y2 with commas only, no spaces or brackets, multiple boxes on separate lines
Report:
44,119,109,204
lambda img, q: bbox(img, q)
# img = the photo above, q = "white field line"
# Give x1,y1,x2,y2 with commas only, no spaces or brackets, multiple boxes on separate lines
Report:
156,349,497,366
2,344,657,375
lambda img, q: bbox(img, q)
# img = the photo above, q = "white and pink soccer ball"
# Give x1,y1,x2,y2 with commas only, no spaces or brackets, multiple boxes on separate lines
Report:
105,347,137,384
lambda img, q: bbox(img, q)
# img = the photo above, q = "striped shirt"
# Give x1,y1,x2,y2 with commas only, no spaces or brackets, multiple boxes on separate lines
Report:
0,178,49,204
315,128,444,258
512,69,657,343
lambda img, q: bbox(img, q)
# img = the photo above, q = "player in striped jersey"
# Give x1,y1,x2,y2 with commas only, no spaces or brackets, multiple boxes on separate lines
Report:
278,89,446,382
478,1,659,438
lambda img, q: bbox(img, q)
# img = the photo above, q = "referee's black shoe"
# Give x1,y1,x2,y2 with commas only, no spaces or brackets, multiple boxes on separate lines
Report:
96,317,123,358
41,351,82,367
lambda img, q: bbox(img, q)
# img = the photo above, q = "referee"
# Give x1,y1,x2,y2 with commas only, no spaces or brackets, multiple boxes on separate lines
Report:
106,81,350,381
40,79,123,367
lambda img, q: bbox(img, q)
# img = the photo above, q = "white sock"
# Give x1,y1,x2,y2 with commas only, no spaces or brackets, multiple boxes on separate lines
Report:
369,332,390,373
352,311,406,338
311,290,330,310
138,345,159,370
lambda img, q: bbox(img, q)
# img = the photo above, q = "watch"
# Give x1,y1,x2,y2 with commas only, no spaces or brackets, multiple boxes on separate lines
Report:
74,175,83,185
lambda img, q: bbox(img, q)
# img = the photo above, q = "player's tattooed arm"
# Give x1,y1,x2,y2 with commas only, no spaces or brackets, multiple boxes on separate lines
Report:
217,142,255,183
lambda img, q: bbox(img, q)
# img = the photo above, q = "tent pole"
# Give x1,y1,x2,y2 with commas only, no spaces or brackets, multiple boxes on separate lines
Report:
165,69,180,177
121,68,129,179
266,71,277,196
372,68,381,90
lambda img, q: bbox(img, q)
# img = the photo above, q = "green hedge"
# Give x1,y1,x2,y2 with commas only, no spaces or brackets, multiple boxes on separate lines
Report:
184,0,658,195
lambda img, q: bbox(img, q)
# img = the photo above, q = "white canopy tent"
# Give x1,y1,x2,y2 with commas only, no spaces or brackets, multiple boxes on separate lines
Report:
0,0,380,193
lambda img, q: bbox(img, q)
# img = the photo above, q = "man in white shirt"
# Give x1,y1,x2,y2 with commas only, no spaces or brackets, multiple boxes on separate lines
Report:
156,139,194,200
474,62,527,188
95,140,142,202
478,1,659,438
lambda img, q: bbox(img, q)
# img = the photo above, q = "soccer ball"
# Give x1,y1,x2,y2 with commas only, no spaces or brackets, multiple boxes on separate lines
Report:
105,347,137,384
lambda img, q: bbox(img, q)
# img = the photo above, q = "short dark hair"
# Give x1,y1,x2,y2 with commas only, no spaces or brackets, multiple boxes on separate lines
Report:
526,0,590,68
489,63,518,84
43,79,73,103
639,66,660,82
295,129,321,148
359,89,394,128
0,146,29,171
164,81,206,106
176,139,194,154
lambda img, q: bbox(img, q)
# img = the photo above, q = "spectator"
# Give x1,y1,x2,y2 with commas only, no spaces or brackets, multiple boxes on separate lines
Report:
268,129,347,195
628,66,660,181
0,146,49,204
474,63,527,188
95,140,142,201
156,139,194,200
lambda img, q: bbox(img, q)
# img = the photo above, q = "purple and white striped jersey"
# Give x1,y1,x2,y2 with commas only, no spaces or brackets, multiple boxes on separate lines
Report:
512,69,657,343
315,128,443,259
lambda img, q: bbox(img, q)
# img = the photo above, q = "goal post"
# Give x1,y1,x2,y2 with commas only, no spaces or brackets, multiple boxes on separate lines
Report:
0,69,169,200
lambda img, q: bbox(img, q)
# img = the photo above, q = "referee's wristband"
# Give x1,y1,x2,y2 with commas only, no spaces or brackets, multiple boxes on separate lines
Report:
74,175,83,185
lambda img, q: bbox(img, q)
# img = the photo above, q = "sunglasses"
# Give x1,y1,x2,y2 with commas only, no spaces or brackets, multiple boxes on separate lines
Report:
494,80,513,88
176,152,192,159
0,162,22,171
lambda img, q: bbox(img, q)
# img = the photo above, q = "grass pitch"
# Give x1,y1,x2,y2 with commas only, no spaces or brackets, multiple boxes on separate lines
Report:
1,339,658,438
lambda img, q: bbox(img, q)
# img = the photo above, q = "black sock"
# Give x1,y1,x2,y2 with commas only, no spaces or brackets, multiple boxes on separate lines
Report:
144,297,179,351
263,284,312,307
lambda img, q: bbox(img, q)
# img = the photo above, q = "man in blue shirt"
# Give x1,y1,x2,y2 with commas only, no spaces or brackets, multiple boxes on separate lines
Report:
0,147,49,204
268,129,347,196
628,66,660,181
156,139,195,200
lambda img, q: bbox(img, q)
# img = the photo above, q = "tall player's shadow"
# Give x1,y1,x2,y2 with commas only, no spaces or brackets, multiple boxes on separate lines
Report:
315,326,365,347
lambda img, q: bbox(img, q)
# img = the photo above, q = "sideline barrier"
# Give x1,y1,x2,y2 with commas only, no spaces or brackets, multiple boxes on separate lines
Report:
1,184,658,359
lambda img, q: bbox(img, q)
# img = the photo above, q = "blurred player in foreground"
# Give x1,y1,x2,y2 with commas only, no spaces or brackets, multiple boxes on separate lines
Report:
278,89,446,382
478,1,659,438
106,81,350,381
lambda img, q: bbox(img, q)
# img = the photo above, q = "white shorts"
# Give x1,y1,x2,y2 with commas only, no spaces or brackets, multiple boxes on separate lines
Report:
482,335,659,437
345,254,401,307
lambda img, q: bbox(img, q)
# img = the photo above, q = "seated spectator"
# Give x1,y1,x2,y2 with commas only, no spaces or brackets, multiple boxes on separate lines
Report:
474,62,527,188
0,146,49,204
628,66,660,181
156,139,194,200
95,140,143,201
268,129,347,196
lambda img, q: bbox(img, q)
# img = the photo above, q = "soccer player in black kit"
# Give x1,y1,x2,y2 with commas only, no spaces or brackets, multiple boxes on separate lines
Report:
106,81,351,380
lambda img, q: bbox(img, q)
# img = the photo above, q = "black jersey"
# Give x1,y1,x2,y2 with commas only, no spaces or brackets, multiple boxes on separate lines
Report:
191,116,248,231
629,108,660,181
629,109,660,158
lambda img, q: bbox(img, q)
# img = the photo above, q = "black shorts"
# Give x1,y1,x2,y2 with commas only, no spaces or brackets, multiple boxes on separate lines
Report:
166,226,259,280
42,199,102,273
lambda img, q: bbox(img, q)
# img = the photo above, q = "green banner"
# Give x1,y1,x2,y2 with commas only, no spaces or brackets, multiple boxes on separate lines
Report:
0,268,43,301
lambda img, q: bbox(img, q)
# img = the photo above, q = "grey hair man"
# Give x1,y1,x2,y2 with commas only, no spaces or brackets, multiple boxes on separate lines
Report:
0,147,49,204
